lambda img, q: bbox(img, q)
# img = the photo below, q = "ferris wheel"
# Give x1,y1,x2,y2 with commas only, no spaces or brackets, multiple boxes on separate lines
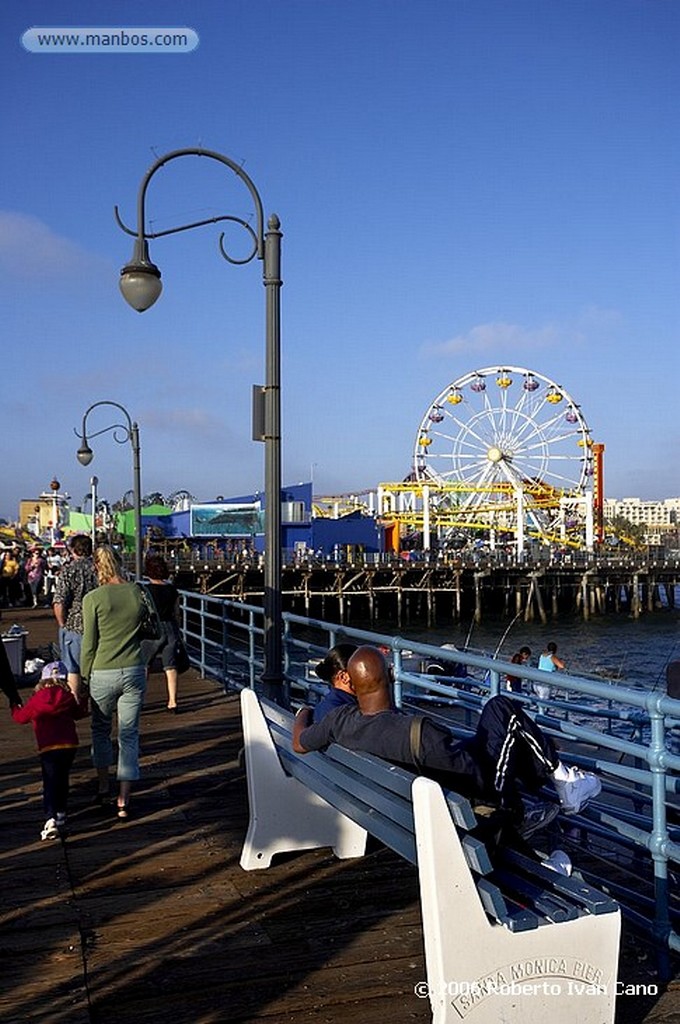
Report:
413,367,592,531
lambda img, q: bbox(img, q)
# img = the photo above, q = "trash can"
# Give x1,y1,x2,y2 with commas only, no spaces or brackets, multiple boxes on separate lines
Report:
2,628,28,681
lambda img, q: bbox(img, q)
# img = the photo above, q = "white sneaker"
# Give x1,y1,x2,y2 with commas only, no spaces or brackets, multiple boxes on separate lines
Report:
41,818,59,841
544,849,573,877
553,767,601,814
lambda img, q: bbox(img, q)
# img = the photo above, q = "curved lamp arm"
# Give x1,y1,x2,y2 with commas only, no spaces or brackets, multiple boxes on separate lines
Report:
73,400,143,580
116,148,267,311
75,400,135,463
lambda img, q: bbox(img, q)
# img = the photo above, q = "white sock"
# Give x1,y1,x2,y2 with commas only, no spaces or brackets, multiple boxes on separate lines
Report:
552,762,571,782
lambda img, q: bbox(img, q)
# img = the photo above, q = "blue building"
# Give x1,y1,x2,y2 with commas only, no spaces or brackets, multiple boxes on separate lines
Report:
144,483,383,557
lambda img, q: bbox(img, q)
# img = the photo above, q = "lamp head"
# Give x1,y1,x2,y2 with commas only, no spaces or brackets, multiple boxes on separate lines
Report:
77,443,94,467
119,238,162,312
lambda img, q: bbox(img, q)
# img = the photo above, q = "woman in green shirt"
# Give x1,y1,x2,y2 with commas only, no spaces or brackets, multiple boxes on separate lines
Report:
81,545,146,819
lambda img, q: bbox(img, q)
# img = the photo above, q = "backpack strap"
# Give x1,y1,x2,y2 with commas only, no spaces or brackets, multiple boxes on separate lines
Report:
409,715,425,769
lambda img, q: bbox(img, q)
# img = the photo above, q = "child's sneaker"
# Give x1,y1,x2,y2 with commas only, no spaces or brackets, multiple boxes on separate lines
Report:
41,818,59,841
553,767,601,814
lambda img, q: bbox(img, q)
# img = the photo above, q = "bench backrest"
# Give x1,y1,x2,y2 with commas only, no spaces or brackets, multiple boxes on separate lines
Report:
259,698,617,930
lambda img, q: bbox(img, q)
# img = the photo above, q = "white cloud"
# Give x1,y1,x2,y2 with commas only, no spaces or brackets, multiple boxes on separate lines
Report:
421,321,565,357
0,211,106,282
141,406,225,437
420,305,625,360
576,305,625,330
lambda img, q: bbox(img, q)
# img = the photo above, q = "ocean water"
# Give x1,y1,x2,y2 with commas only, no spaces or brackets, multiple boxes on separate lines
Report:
373,610,680,693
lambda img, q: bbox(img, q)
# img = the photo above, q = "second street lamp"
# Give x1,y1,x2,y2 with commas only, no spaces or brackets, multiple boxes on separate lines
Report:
115,148,283,698
75,401,142,580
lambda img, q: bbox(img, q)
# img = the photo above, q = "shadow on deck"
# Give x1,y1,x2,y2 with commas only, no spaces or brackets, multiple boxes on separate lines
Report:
0,608,677,1023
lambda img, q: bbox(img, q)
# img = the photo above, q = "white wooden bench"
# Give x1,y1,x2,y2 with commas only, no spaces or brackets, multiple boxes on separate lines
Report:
239,688,621,1024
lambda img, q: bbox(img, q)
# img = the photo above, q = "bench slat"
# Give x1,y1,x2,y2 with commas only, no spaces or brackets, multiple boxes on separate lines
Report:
279,747,495,879
500,848,619,915
325,743,417,798
273,709,481,832
492,867,579,923
476,878,539,932
279,749,418,863
326,745,479,830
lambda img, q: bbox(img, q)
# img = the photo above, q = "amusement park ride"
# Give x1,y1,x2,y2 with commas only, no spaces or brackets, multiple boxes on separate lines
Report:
378,366,606,555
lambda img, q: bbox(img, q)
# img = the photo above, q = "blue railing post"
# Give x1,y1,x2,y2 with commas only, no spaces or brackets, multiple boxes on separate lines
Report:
200,594,208,678
648,705,672,981
392,647,403,707
248,608,256,689
222,599,229,683
282,618,291,706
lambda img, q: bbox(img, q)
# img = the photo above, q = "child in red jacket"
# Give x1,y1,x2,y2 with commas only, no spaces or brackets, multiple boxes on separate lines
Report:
12,661,88,840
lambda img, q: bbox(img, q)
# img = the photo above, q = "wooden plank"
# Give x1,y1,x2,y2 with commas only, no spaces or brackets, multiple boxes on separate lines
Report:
0,606,674,1024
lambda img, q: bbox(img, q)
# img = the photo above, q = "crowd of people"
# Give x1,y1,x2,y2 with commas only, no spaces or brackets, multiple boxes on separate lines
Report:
2,535,185,840
0,544,65,608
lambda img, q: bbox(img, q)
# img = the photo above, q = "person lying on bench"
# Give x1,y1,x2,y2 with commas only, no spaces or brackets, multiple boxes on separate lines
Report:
293,645,601,838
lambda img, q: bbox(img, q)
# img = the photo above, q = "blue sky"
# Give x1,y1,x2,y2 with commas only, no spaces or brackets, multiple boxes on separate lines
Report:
1,0,678,520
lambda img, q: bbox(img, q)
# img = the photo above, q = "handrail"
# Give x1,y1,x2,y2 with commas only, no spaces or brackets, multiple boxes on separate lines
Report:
177,588,680,976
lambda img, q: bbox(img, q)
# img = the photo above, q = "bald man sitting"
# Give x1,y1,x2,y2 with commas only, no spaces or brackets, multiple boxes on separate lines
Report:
293,645,600,838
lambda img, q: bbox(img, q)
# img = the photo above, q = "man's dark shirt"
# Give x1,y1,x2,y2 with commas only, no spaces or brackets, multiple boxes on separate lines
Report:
299,704,483,796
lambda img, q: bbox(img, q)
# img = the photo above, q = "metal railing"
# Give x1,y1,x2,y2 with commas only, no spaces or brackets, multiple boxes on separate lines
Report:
178,588,680,975
165,548,680,571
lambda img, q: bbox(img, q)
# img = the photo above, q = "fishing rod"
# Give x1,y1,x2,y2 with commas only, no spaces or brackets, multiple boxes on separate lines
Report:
612,638,680,765
650,639,680,694
492,611,523,659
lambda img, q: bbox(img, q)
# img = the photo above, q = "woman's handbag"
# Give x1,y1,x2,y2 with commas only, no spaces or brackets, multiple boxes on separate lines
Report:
136,583,166,664
174,638,191,675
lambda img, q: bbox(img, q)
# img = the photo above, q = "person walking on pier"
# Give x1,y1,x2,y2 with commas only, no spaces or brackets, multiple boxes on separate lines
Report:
1,548,20,607
11,661,88,839
52,535,98,697
25,547,46,607
143,554,184,712
293,645,601,836
81,545,147,820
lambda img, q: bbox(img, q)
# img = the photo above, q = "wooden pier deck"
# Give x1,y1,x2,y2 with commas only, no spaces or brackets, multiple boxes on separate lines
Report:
0,607,677,1024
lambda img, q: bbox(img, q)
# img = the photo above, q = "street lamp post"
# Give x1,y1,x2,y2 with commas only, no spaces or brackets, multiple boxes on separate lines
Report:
115,148,283,697
90,476,99,550
75,401,142,580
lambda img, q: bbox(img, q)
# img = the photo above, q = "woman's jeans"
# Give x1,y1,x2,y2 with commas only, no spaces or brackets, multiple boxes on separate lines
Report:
89,665,147,781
